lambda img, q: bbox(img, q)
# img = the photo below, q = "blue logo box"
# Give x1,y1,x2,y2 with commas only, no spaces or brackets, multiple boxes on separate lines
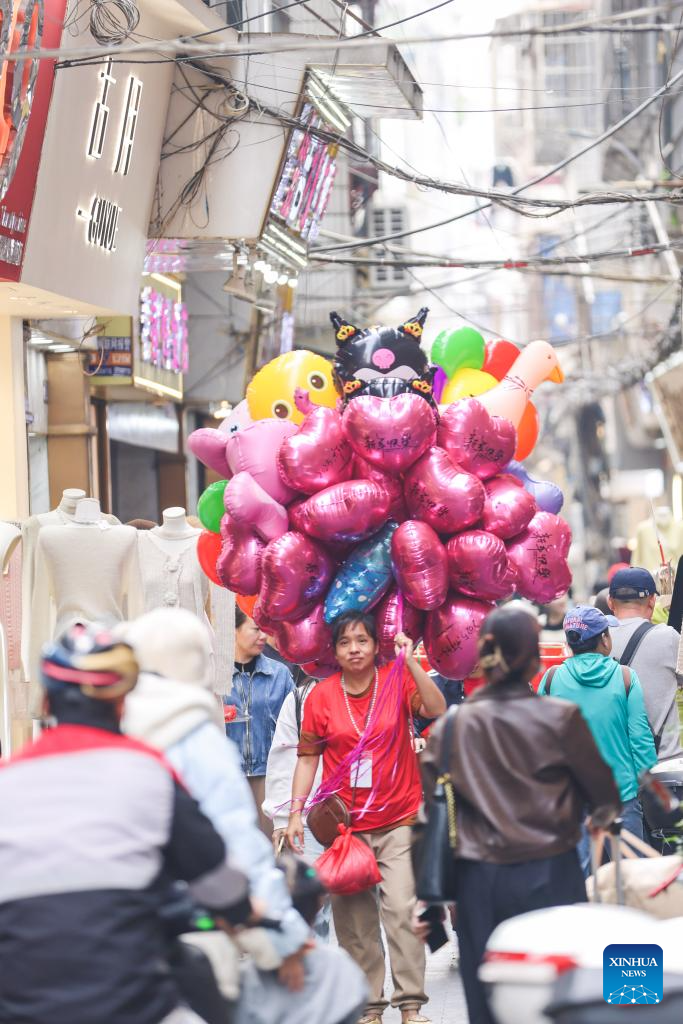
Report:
603,944,663,1005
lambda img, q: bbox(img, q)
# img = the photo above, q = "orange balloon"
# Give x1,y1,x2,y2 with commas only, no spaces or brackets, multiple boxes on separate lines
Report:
236,593,258,617
515,402,539,461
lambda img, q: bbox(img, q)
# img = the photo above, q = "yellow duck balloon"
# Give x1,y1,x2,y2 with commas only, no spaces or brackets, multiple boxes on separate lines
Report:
246,351,338,425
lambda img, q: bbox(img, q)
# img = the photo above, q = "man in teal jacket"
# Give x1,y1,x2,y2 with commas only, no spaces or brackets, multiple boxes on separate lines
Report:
538,604,656,874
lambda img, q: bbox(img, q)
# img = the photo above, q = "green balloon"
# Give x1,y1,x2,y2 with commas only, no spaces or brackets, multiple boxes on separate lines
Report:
198,480,228,534
431,327,485,378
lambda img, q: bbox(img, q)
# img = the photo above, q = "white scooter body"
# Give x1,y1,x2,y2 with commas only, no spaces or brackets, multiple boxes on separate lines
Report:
480,904,683,1024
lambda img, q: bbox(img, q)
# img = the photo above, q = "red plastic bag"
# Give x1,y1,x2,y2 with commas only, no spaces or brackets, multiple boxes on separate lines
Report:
314,825,382,895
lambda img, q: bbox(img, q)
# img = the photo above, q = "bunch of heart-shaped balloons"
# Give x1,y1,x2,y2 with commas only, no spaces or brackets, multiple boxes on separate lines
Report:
190,357,572,681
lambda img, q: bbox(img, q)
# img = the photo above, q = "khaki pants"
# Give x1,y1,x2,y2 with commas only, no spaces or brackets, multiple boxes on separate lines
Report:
247,774,272,837
331,825,427,1017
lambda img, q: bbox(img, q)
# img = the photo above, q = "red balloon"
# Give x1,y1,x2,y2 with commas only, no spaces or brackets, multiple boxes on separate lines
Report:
515,402,539,461
483,339,520,381
197,530,222,587
374,588,424,663
424,594,494,679
272,603,334,665
391,521,448,611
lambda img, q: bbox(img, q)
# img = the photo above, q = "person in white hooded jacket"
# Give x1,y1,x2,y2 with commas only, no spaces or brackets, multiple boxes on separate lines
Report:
122,609,367,1024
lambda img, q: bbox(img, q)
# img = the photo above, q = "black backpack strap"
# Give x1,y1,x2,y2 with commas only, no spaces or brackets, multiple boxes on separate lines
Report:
618,622,655,667
544,664,559,695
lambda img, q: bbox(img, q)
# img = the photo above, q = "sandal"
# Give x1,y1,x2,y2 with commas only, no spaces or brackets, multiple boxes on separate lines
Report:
401,1013,430,1024
359,1017,383,1024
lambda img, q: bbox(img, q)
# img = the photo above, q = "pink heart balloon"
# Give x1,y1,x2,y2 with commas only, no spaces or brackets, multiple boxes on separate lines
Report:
224,472,289,543
343,392,437,475
353,456,409,522
404,447,485,535
216,516,265,596
290,479,391,544
437,399,516,480
480,474,537,540
374,588,424,664
188,427,230,480
278,405,353,495
301,653,339,679
506,511,572,604
446,530,517,601
424,594,494,678
258,531,335,621
272,603,334,665
252,598,277,636
225,419,298,505
391,520,449,611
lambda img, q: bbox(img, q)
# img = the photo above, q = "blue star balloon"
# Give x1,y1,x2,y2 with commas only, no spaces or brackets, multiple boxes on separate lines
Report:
324,521,398,624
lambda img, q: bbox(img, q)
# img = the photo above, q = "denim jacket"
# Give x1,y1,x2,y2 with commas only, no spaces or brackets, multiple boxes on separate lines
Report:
224,654,295,776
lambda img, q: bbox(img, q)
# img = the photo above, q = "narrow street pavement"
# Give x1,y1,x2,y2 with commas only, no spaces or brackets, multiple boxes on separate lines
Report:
385,933,469,1024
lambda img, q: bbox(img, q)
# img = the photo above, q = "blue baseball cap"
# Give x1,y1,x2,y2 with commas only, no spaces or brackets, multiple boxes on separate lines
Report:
609,567,659,600
563,605,618,645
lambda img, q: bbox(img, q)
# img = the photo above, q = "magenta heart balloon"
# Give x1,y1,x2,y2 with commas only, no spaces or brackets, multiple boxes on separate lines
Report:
353,456,409,522
258,531,335,621
506,511,572,604
343,392,437,475
188,427,230,480
424,594,494,678
290,479,391,544
224,472,289,543
278,406,353,495
216,516,264,596
272,603,334,665
301,653,339,679
437,399,516,480
404,447,485,535
480,474,537,540
391,520,448,611
375,588,424,664
446,530,517,601
225,419,298,505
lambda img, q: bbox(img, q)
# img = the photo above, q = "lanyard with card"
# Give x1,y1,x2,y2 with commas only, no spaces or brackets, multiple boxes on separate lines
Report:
350,756,373,789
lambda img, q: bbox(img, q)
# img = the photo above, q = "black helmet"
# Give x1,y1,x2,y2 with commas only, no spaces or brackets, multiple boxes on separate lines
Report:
41,622,138,701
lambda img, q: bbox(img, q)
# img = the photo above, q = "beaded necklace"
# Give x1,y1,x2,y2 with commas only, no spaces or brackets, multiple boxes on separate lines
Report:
340,666,379,738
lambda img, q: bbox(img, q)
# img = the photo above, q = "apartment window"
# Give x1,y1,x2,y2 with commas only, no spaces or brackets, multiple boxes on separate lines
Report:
370,207,408,288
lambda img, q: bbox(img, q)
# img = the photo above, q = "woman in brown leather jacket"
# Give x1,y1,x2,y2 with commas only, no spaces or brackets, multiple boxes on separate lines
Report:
420,606,620,1024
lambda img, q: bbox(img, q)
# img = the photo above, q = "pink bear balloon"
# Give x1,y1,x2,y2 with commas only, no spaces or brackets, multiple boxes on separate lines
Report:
424,595,493,679
291,479,391,544
225,419,299,506
437,399,516,480
404,447,485,536
480,474,537,540
506,511,572,604
258,532,335,621
391,521,448,611
224,472,289,543
343,392,437,475
446,530,517,601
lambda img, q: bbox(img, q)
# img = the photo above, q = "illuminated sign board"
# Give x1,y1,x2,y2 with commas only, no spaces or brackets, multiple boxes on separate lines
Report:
140,286,188,375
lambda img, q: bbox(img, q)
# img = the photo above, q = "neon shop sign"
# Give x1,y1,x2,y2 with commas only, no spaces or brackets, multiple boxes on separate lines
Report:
76,58,143,252
140,287,189,375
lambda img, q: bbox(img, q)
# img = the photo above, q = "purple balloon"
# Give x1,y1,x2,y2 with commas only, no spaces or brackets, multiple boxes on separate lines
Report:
506,511,572,604
446,530,517,601
480,474,537,540
290,479,391,544
438,399,516,481
343,392,437,475
224,472,288,543
278,405,354,495
432,367,448,404
505,460,564,515
404,446,485,535
216,516,264,596
272,603,334,665
391,520,449,611
424,594,493,679
258,532,335,621
374,588,424,664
